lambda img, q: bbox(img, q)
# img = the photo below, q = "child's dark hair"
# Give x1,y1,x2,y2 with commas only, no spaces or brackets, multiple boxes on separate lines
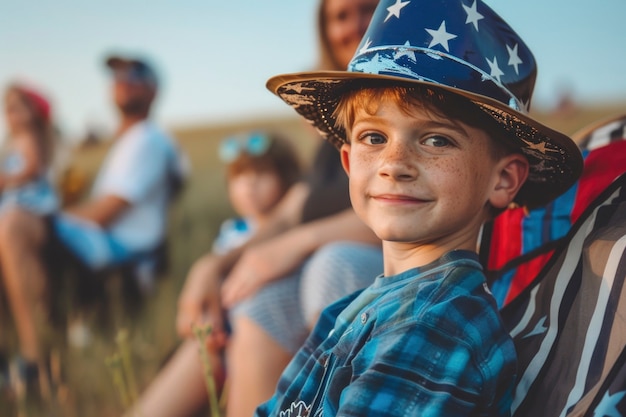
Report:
226,132,302,194
334,82,520,161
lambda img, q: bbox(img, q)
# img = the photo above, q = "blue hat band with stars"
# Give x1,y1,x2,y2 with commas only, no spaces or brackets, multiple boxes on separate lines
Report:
348,0,536,113
266,0,583,208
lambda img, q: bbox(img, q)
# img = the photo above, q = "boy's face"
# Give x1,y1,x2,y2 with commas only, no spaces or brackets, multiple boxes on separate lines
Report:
340,99,526,261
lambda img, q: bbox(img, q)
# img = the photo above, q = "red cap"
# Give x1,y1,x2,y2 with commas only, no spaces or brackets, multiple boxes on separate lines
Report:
15,86,51,123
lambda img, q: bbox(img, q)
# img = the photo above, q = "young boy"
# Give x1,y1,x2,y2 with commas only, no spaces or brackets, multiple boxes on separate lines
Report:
259,0,583,416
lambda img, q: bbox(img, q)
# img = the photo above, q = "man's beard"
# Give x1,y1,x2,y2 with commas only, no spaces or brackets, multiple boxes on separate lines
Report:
119,98,149,116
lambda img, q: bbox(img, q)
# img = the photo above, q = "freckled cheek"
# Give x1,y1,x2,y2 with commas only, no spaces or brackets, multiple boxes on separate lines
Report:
354,150,377,165
429,159,474,203
428,158,465,184
348,152,377,179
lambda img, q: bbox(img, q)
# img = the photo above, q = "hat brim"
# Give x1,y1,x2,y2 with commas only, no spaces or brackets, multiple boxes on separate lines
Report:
267,71,583,208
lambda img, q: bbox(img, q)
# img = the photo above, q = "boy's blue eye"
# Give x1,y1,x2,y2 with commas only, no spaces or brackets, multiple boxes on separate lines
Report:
363,133,386,145
423,136,451,147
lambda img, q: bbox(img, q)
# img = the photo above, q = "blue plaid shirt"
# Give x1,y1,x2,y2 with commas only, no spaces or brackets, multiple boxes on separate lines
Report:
255,250,517,417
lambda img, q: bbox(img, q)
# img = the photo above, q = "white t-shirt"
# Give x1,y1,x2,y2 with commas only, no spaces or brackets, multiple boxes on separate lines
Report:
90,120,186,253
211,217,257,255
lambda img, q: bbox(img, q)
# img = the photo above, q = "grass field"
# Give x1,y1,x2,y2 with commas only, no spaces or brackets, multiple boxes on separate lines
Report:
1,103,624,416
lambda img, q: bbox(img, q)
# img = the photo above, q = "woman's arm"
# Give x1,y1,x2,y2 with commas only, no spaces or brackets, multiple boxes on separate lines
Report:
221,207,380,307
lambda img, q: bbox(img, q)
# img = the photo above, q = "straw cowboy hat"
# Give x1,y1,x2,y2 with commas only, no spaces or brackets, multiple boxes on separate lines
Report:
267,0,583,208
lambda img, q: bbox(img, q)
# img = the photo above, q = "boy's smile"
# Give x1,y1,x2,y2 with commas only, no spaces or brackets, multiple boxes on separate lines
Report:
340,99,517,271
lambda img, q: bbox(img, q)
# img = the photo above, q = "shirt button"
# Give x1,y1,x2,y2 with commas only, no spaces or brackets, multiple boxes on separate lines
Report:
360,312,368,324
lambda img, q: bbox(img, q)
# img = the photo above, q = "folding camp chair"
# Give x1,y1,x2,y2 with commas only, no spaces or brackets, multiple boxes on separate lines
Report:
500,172,626,416
481,114,626,307
479,114,626,416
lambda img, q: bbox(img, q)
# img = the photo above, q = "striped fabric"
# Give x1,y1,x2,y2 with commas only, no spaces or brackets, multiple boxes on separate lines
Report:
478,114,626,415
500,172,626,416
482,114,626,307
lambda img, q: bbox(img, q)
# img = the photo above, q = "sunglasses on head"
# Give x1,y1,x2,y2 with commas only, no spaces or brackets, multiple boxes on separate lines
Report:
113,65,156,85
219,133,271,162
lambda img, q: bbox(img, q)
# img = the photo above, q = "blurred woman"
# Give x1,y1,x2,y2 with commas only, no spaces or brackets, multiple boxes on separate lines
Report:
130,1,381,416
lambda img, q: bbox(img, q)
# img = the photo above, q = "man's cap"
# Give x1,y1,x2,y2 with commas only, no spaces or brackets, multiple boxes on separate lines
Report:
105,54,158,86
266,0,584,208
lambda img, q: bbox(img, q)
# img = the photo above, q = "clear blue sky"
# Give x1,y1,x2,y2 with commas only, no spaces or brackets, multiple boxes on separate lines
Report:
1,0,625,141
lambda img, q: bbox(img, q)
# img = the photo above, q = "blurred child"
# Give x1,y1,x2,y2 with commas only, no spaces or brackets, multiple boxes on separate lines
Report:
0,83,59,215
213,131,302,254
127,130,301,417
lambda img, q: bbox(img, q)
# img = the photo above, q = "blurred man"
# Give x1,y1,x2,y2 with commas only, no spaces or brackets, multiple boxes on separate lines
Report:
53,55,186,273
0,54,187,397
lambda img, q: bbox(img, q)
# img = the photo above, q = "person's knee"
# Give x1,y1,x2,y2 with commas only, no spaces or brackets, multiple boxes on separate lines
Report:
305,241,374,280
301,241,383,325
0,209,47,256
308,242,347,269
0,208,46,249
230,316,264,348
229,316,290,358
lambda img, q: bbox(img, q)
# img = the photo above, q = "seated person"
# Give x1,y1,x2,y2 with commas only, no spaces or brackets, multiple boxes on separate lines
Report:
258,0,582,415
52,55,187,273
0,54,187,397
212,131,302,254
130,131,302,417
175,2,382,415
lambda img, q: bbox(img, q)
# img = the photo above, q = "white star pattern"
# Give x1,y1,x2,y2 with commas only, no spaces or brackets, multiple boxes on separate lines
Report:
530,159,549,174
520,98,530,112
527,141,549,154
353,52,420,78
278,0,539,149
385,0,411,22
394,40,417,62
593,390,626,417
507,43,523,75
359,38,373,55
425,21,457,52
485,55,504,83
462,0,484,31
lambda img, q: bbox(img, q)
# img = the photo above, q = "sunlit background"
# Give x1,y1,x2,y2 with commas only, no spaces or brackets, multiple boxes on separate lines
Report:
0,2,624,414
1,0,625,142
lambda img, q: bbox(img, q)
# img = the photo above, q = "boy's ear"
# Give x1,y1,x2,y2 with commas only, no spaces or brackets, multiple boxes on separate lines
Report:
340,143,351,176
489,154,530,209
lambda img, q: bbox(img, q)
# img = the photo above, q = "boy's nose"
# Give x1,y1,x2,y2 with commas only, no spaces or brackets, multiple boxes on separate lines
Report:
378,142,418,181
